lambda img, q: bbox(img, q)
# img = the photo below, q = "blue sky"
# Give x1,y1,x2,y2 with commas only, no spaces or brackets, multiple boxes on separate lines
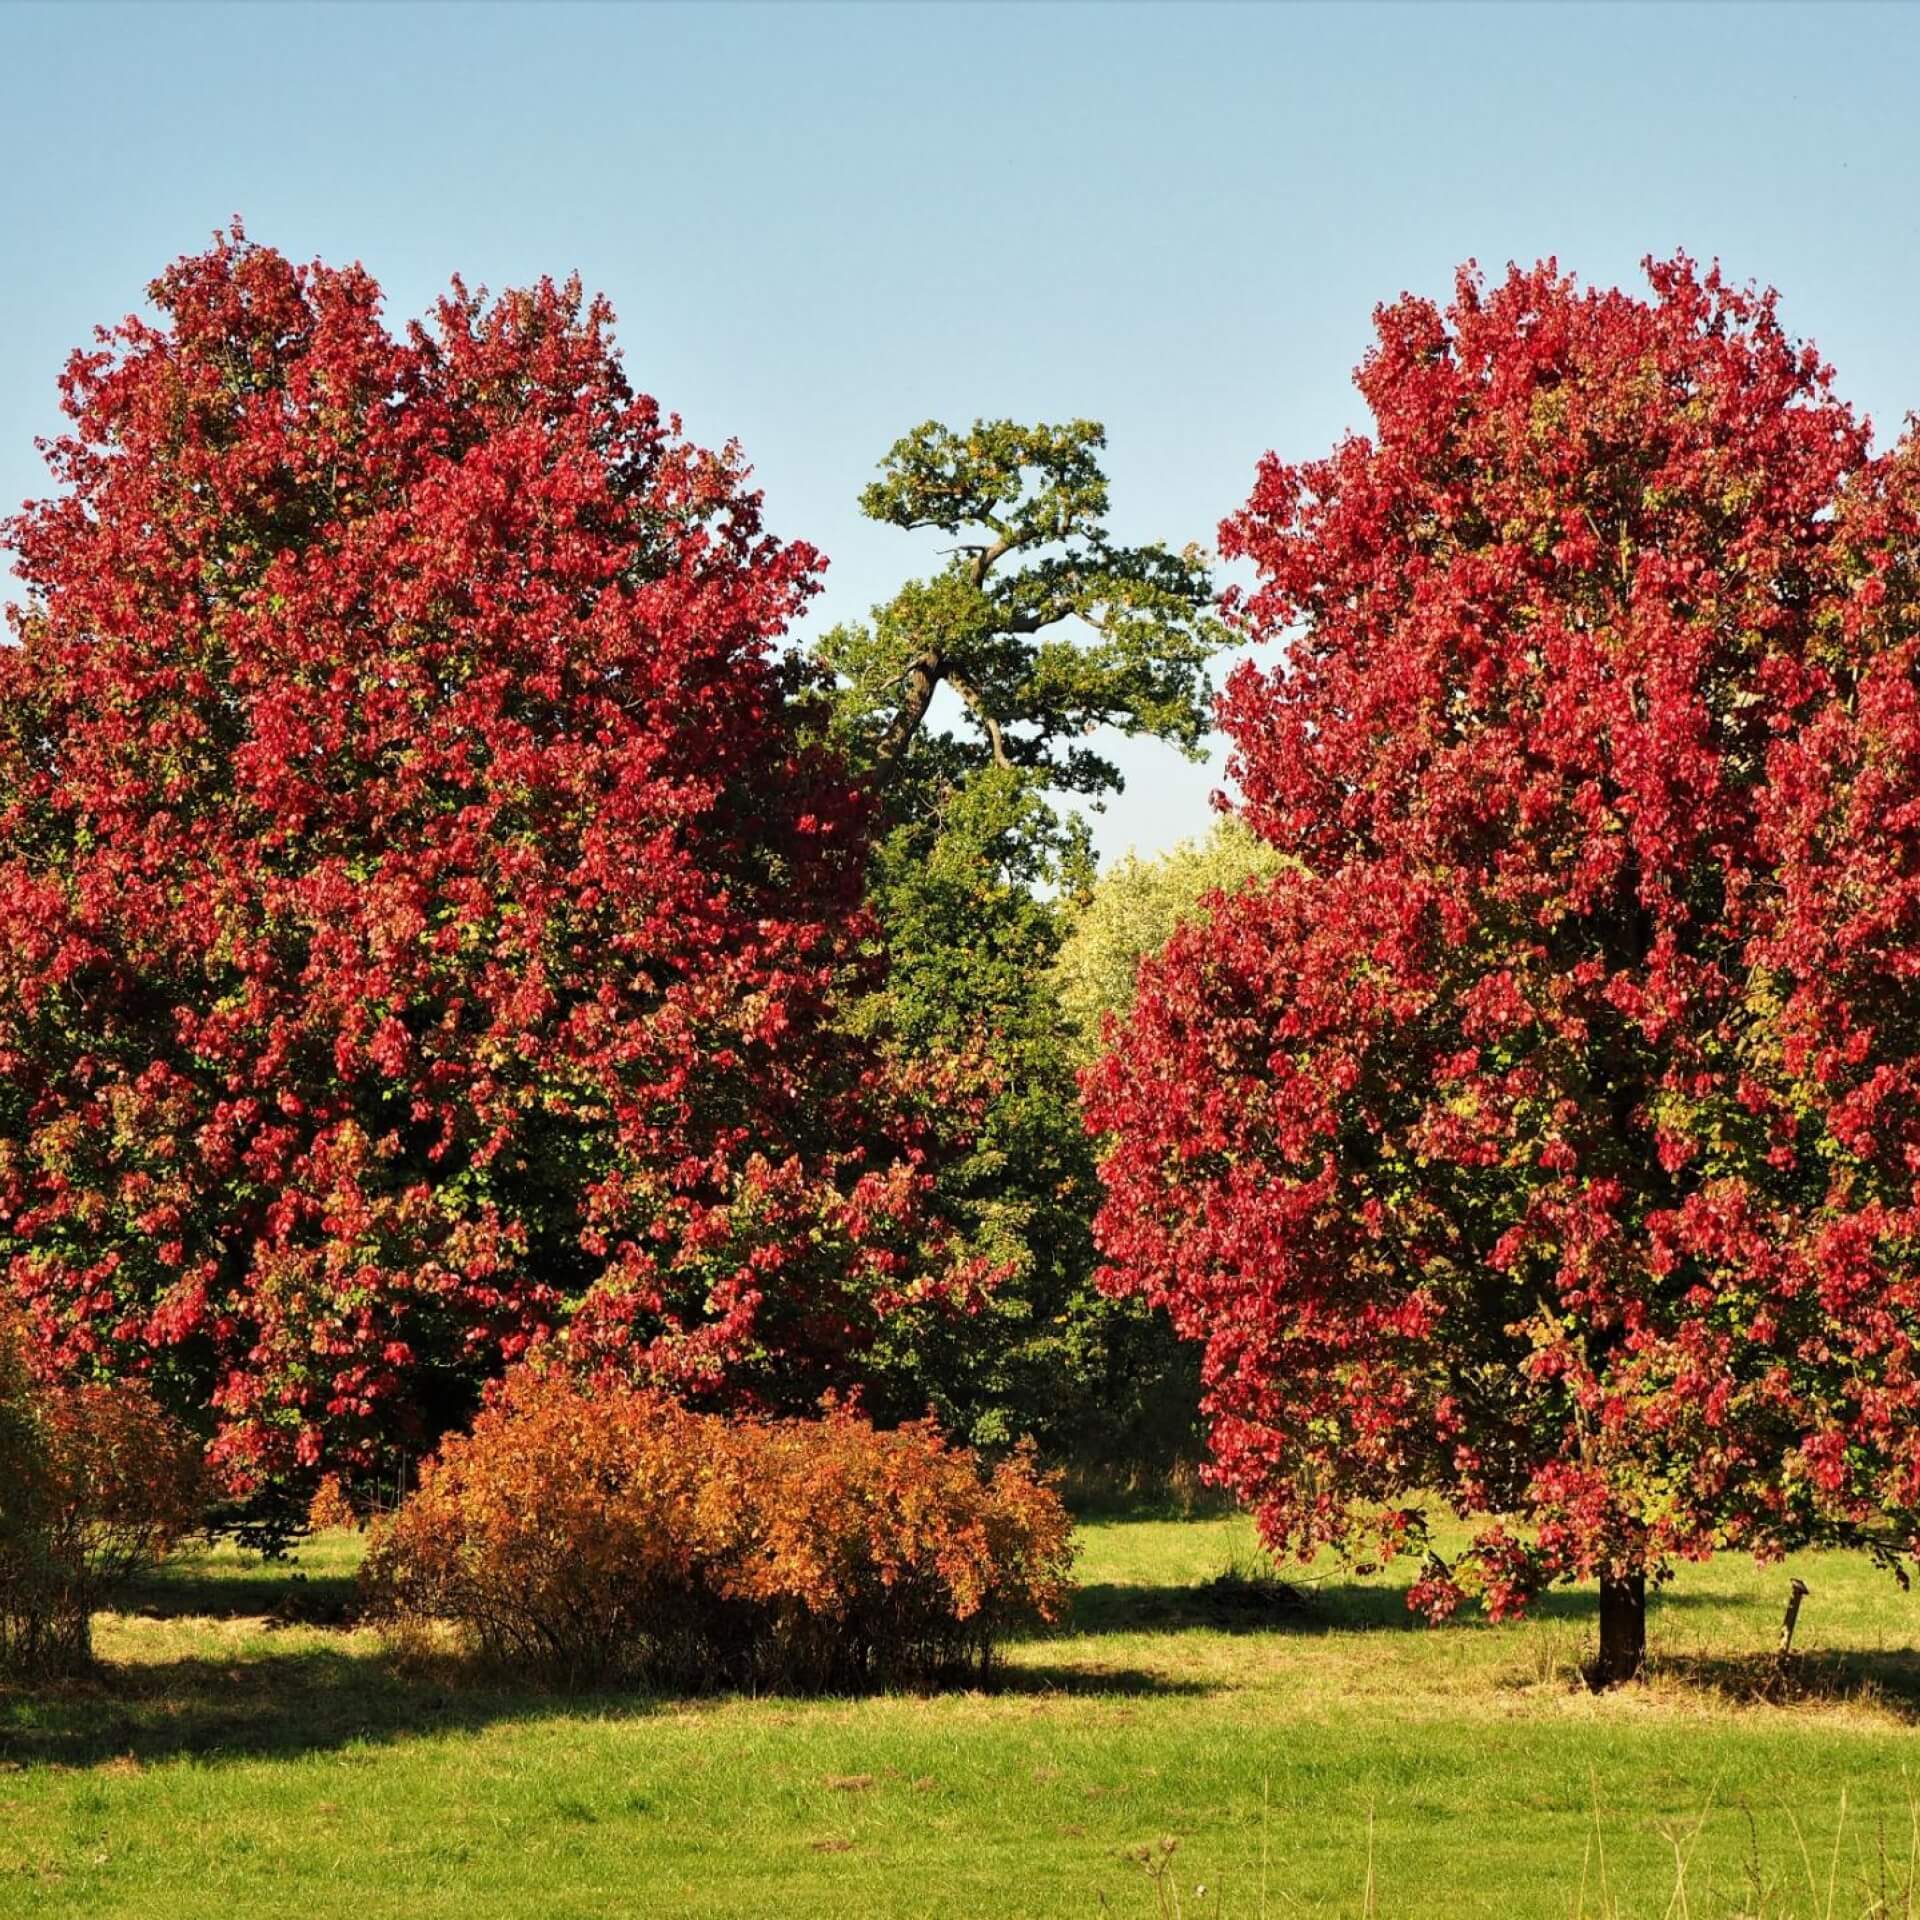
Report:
4,1,1917,862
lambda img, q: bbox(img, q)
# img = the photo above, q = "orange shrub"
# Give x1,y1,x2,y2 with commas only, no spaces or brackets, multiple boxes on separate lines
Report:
360,1370,1074,1688
719,1403,1077,1688
305,1474,361,1534
0,1320,205,1676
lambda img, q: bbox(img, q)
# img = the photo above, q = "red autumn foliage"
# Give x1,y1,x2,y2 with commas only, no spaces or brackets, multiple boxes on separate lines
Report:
1086,256,1920,1620
360,1368,1074,1687
0,228,957,1492
0,1316,203,1675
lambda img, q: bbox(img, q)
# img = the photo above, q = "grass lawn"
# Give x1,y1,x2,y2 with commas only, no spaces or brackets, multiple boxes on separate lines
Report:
4,1514,1920,1918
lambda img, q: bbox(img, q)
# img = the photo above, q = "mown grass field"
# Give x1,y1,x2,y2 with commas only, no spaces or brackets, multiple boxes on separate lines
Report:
4,1514,1920,1918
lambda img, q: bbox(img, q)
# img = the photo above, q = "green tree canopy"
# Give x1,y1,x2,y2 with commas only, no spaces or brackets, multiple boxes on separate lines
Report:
815,419,1227,1468
1053,819,1289,1065
821,417,1225,865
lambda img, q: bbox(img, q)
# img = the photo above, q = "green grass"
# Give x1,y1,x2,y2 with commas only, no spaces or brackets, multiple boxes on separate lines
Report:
5,1517,1920,1917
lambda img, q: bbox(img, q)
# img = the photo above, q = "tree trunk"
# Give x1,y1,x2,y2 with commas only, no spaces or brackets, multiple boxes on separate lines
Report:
1589,1571,1646,1689
871,649,943,788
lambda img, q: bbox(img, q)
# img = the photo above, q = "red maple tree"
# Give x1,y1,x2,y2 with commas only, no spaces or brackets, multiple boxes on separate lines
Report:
0,230,950,1494
1086,257,1920,1681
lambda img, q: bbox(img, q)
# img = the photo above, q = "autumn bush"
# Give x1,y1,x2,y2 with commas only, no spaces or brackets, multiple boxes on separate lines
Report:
0,1320,203,1676
305,1474,361,1535
360,1369,1074,1689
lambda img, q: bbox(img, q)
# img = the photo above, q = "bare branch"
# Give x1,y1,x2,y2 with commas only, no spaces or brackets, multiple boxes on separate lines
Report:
969,536,1017,588
944,664,1012,768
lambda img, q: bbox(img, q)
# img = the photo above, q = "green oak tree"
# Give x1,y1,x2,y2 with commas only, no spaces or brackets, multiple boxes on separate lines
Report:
821,418,1221,823
820,420,1225,1469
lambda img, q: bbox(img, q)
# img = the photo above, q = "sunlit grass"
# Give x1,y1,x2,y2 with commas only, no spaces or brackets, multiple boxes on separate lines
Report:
3,1515,1919,1916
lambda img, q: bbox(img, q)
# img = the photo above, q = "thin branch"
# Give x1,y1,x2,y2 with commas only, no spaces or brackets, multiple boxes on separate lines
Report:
943,664,1012,769
1002,596,1079,635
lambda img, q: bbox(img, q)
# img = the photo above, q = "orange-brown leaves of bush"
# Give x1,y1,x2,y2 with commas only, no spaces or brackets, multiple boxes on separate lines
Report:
305,1474,360,1534
360,1370,1073,1688
0,1316,204,1675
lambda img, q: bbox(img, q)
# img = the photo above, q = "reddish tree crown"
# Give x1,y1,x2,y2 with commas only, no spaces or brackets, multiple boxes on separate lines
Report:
0,230,945,1487
1087,257,1920,1614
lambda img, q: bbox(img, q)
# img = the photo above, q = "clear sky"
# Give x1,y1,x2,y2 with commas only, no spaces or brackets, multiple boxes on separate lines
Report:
4,1,1917,862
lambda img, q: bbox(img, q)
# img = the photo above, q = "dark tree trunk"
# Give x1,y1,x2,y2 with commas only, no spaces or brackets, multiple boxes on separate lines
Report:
871,649,944,787
1589,1571,1646,1689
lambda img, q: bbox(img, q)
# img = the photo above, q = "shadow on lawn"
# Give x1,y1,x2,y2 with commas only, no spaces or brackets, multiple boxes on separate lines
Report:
987,1662,1213,1700
0,1645,1208,1771
1062,1574,1725,1638
119,1561,361,1626
0,1647,619,1770
1653,1647,1920,1722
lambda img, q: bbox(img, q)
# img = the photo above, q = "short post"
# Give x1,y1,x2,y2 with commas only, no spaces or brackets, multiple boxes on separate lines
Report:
1777,1578,1810,1662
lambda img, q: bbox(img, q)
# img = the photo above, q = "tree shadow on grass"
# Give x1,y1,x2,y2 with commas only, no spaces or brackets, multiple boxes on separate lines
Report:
1062,1573,1349,1637
0,1646,640,1771
0,1643,1210,1772
985,1662,1214,1699
118,1561,361,1625
1652,1648,1920,1723
1059,1574,1725,1639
